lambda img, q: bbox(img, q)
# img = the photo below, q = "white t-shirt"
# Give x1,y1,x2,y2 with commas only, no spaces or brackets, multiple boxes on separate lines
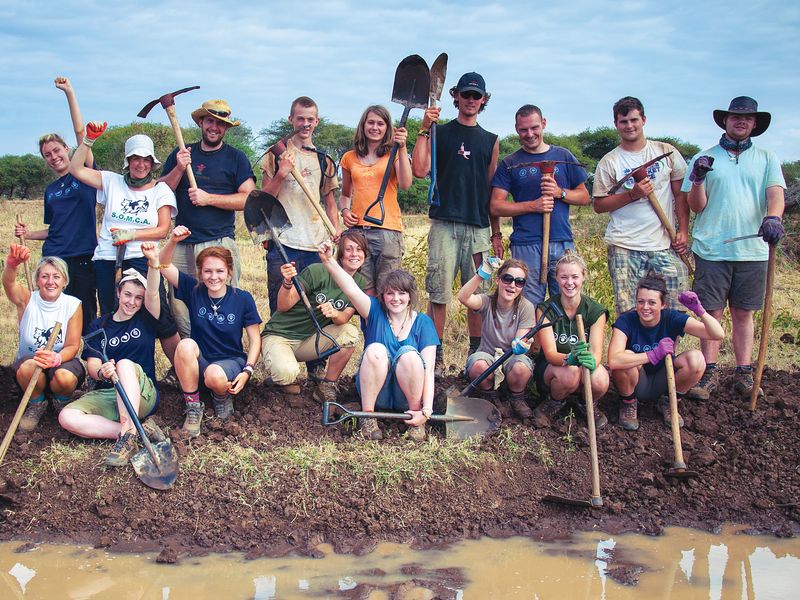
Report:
16,291,81,361
93,171,177,261
593,140,687,251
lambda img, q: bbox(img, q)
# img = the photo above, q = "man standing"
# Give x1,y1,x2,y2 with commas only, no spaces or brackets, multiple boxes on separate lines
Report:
261,96,339,315
682,97,785,400
593,97,690,315
161,99,256,337
412,72,502,375
490,104,589,304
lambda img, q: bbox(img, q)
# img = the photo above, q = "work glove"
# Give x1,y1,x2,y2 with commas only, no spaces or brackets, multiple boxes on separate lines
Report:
476,256,502,280
575,348,597,372
689,156,714,184
110,228,136,246
646,337,674,366
511,337,530,355
83,121,108,147
678,291,706,317
758,216,785,245
564,341,591,368
6,244,30,269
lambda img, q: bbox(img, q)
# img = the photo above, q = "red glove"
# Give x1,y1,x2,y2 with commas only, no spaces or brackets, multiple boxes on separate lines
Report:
84,121,107,146
6,244,30,269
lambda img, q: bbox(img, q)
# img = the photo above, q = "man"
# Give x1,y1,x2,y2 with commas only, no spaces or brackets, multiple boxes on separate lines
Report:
411,72,502,375
261,96,339,314
161,99,256,337
490,104,590,304
593,97,690,315
682,96,785,400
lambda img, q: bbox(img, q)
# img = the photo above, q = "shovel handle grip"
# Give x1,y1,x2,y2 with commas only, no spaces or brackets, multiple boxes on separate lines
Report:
165,105,198,189
322,401,473,425
645,192,694,275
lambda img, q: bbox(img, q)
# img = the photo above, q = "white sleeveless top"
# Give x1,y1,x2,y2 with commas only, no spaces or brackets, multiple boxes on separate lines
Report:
16,291,81,361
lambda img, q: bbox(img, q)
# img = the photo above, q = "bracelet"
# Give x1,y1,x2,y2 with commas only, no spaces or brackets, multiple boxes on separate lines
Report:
490,232,502,239
149,263,169,270
243,365,254,375
417,129,430,138
281,279,293,289
83,138,96,148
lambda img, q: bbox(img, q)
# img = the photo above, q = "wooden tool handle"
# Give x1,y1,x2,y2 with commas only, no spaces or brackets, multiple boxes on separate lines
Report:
751,244,776,411
576,315,602,506
165,105,198,189
15,213,34,291
646,192,694,275
0,321,62,465
665,353,687,468
290,166,337,237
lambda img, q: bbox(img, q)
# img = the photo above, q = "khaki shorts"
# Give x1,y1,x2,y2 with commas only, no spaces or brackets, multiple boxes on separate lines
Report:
68,363,157,420
425,220,490,304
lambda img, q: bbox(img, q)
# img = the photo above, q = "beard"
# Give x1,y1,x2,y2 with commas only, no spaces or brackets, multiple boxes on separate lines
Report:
202,130,225,149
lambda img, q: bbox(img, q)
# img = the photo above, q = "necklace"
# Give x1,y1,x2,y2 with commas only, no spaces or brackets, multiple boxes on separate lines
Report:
389,310,411,337
209,287,230,317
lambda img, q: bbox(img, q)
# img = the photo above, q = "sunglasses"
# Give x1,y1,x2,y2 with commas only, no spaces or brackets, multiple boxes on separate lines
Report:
207,108,231,118
459,91,483,100
499,274,526,288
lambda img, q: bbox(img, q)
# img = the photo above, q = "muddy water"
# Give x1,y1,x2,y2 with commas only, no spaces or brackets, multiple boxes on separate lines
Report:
0,526,797,599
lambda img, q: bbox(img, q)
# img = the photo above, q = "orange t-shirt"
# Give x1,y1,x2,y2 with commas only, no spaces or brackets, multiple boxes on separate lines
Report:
340,150,404,232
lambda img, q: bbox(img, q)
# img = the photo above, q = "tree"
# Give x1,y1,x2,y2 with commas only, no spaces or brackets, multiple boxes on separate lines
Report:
0,154,50,198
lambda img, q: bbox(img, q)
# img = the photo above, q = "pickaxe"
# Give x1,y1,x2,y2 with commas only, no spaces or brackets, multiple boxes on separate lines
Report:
137,86,200,189
508,159,586,284
606,151,694,275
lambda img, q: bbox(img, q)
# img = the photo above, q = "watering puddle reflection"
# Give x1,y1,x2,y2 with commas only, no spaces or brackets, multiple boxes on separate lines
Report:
0,525,798,599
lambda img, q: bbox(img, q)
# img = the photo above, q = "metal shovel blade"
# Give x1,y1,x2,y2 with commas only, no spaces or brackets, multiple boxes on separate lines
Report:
440,394,501,439
391,55,431,110
542,494,593,508
243,191,292,241
429,53,448,104
130,441,180,490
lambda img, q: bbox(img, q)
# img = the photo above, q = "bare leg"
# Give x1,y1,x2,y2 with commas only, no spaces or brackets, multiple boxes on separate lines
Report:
544,364,582,400
730,306,755,366
467,359,493,391
174,338,201,392
699,307,725,364
395,352,425,410
358,343,390,411
159,333,180,366
673,350,706,393
325,347,356,381
505,361,533,394
611,366,640,397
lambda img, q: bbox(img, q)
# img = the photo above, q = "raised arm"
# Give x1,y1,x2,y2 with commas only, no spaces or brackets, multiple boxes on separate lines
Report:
411,107,439,178
394,127,413,190
3,244,32,319
55,76,93,167
317,241,371,319
157,226,189,289
69,121,107,190
141,242,162,319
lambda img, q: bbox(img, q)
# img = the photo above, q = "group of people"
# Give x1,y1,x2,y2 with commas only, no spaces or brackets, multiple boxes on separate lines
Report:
5,70,786,463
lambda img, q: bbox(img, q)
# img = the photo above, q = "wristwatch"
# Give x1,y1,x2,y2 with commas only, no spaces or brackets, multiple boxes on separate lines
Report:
559,189,567,201
422,408,433,419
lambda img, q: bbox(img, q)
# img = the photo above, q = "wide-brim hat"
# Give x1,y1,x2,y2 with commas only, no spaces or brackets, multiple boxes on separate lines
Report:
191,99,241,127
713,96,771,137
123,134,161,170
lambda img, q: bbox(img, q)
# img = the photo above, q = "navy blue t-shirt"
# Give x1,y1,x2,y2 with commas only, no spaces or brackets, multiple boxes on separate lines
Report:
83,309,159,401
174,272,261,361
42,173,98,257
161,142,255,243
613,308,689,374
491,146,588,245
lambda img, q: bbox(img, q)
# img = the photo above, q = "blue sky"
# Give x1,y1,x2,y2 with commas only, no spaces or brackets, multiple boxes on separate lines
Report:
2,0,798,161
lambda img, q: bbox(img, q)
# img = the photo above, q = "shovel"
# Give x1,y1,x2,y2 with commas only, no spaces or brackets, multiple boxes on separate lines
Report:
364,54,430,225
664,353,698,479
542,314,603,508
426,53,447,207
83,329,179,490
15,214,33,291
244,191,340,360
322,395,493,440
751,243,776,411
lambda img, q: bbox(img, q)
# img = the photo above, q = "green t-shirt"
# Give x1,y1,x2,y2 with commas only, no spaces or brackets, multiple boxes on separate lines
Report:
263,263,366,340
536,294,608,357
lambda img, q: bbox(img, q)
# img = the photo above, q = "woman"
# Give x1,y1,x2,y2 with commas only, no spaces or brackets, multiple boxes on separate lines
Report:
456,258,535,419
319,241,439,441
261,231,368,401
608,273,724,431
3,245,83,431
17,76,97,331
69,120,180,365
158,226,262,437
59,243,165,467
534,251,610,428
339,105,412,294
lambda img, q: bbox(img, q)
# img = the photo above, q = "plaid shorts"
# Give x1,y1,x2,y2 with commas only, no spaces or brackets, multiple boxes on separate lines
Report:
607,245,689,315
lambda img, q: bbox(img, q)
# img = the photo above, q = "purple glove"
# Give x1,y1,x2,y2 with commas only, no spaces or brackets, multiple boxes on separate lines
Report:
689,156,714,184
646,337,674,366
678,291,706,317
758,216,785,245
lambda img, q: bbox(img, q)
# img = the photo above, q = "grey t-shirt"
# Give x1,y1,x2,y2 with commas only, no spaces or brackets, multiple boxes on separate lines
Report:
474,294,536,354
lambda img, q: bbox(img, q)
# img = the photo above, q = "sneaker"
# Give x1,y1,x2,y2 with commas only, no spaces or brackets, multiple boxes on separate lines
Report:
183,401,205,437
306,360,327,384
159,367,179,389
733,367,763,398
507,391,533,419
313,380,338,405
359,417,383,441
687,367,718,401
105,431,139,467
658,397,684,428
533,395,566,425
212,395,234,419
19,400,48,432
406,424,427,442
618,399,639,431
142,417,166,443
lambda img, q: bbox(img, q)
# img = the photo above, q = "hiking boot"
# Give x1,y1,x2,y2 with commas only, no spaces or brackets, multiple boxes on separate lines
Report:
159,366,179,389
507,391,533,419
278,383,301,395
142,417,166,443
212,395,234,419
618,399,639,431
658,397,684,428
183,401,205,437
733,367,763,399
105,431,139,467
533,395,566,426
19,400,48,432
306,360,327,384
406,424,427,442
51,397,72,413
359,417,383,441
687,367,718,401
572,399,608,430
313,380,338,405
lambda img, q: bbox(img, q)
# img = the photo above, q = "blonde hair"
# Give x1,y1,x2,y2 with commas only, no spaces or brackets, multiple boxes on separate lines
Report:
35,256,70,288
554,249,587,277
38,133,69,156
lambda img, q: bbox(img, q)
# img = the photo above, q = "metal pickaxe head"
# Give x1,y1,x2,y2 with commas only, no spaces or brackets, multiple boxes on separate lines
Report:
507,159,586,176
267,126,311,158
137,86,201,118
607,151,673,194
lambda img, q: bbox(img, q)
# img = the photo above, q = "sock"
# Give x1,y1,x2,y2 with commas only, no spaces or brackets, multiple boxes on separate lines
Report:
621,392,637,404
469,336,481,355
212,392,231,402
29,393,46,405
736,364,753,373
183,390,201,404
706,362,717,372
54,393,71,403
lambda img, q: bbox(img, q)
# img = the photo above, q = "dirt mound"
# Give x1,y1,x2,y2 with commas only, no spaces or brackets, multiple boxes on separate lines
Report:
0,365,797,558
